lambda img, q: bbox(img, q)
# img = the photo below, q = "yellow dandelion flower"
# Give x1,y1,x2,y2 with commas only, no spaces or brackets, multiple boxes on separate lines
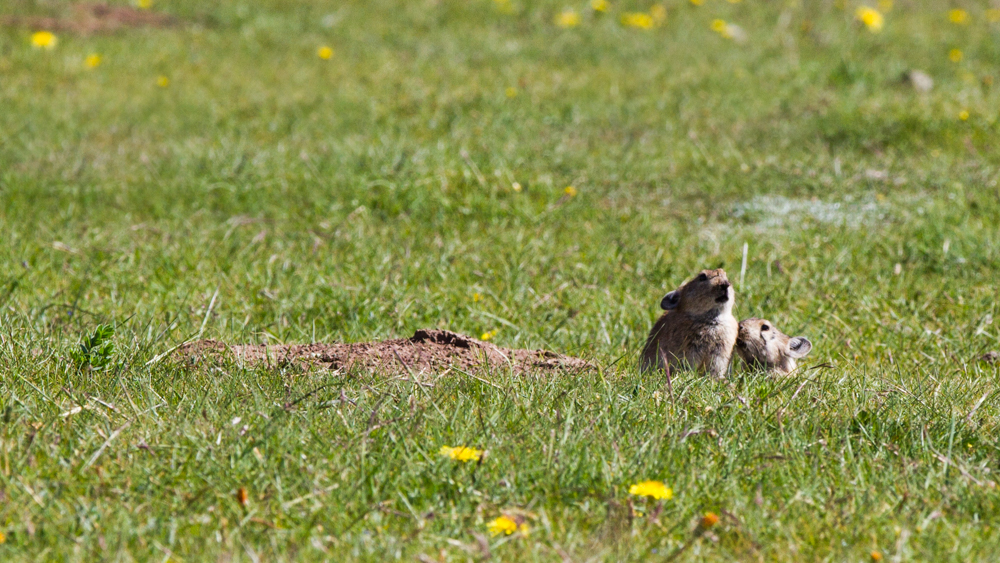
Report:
156,75,170,88
948,9,968,25
855,7,884,32
555,9,581,28
0,531,5,544
629,480,673,500
622,12,655,29
987,9,1000,23
505,86,518,98
958,109,969,121
137,0,152,8
84,54,101,69
591,0,610,13
31,31,57,50
871,551,883,562
712,20,742,40
564,185,578,196
689,0,704,5
317,46,334,60
473,292,484,302
650,5,667,24
487,516,518,536
949,48,963,63
439,445,484,462
699,512,720,528
877,0,893,12
480,330,497,341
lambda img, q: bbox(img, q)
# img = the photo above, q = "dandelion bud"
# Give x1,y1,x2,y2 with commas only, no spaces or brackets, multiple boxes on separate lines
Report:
699,512,719,529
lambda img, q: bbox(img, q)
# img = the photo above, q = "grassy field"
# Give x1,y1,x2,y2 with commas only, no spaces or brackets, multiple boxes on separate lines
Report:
2,0,1000,560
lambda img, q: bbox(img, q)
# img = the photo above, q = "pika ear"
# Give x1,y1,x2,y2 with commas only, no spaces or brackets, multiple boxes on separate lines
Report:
660,290,680,310
787,337,813,358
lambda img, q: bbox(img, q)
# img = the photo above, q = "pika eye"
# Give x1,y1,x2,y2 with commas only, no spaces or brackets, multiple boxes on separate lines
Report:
696,273,708,282
761,324,770,332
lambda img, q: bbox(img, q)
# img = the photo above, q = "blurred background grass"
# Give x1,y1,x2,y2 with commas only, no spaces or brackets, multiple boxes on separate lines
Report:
1,0,999,560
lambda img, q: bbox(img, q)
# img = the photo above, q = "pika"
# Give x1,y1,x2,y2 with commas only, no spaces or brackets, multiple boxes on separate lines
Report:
735,318,813,376
640,268,738,379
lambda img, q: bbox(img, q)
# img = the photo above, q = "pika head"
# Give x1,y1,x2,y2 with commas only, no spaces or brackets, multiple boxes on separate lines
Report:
660,269,734,317
735,318,812,376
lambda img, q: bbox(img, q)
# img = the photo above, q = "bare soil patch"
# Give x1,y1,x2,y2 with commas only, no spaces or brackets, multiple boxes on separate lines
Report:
177,329,592,375
2,3,174,35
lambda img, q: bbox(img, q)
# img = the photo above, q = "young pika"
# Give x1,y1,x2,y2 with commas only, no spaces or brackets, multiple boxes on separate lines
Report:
640,268,738,379
735,318,813,376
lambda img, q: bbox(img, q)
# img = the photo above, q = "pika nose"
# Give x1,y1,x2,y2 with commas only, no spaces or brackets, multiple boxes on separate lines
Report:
719,281,730,290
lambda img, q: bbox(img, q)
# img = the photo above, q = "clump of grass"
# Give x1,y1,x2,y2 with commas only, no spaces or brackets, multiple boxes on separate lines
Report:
69,324,116,371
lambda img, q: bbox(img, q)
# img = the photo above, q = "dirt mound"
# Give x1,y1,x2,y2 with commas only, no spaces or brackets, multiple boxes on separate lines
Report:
176,329,592,375
2,4,174,35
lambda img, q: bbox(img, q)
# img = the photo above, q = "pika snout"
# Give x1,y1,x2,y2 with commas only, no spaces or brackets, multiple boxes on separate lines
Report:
715,281,731,302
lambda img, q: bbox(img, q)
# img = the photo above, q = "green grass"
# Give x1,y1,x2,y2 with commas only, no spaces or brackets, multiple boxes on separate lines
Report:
1,0,1000,560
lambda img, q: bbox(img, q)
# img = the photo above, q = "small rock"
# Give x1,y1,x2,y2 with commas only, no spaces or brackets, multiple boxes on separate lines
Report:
980,351,999,364
725,24,748,44
905,70,933,93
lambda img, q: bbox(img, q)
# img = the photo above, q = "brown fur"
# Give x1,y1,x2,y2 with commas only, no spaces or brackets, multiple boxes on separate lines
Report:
735,318,812,376
640,269,738,379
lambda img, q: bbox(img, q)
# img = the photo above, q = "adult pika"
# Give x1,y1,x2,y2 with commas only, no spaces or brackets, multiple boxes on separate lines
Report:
735,318,812,376
640,268,738,379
